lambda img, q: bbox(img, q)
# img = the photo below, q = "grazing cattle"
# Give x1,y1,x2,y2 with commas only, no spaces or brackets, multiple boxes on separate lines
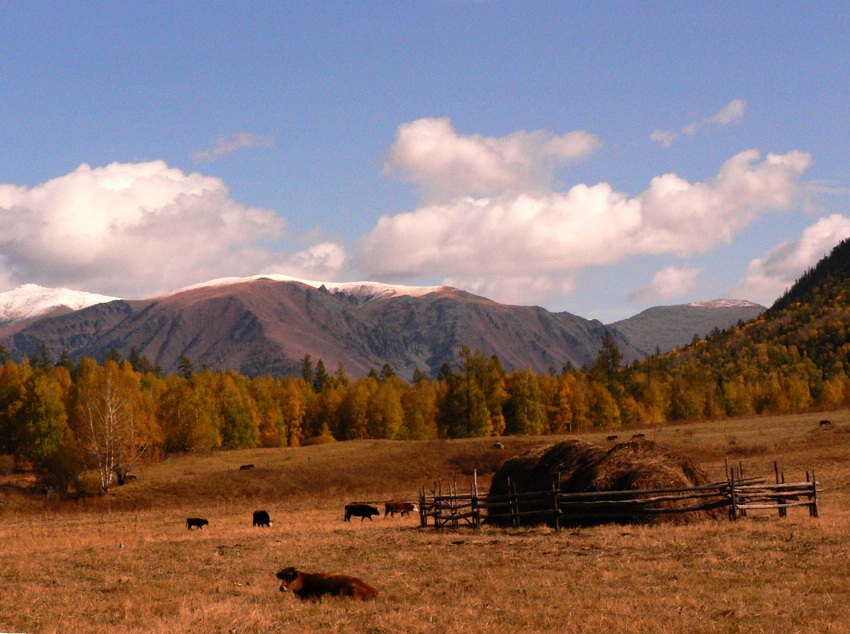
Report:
253,510,272,527
819,420,833,428
239,464,255,470
384,499,417,518
493,441,505,450
187,517,209,530
606,435,619,442
632,433,646,439
276,567,378,601
344,503,380,522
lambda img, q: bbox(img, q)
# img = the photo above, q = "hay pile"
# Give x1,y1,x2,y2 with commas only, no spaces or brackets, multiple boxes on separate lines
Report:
486,438,721,526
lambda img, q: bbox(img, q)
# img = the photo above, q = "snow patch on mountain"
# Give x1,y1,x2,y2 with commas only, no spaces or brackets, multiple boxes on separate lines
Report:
171,274,449,302
0,284,119,323
688,299,764,309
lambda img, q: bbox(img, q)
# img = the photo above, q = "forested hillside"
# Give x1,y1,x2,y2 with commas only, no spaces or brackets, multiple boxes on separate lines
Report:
620,237,850,420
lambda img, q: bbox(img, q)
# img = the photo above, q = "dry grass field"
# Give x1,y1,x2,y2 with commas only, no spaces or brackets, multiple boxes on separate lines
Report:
2,410,850,633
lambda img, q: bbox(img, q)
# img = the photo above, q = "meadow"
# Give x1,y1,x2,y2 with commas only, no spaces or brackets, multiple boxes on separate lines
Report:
2,410,849,633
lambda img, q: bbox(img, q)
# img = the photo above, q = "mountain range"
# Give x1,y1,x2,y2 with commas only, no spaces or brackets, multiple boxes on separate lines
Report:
0,276,764,379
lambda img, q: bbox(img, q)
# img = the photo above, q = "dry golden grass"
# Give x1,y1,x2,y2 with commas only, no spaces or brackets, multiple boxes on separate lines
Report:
2,411,850,633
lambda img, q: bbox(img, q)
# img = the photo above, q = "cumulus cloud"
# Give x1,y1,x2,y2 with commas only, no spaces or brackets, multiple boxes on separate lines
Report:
192,132,274,163
732,214,850,305
629,266,703,303
0,161,346,296
652,99,747,148
270,242,348,281
361,147,811,306
634,150,813,255
384,118,601,200
443,274,578,307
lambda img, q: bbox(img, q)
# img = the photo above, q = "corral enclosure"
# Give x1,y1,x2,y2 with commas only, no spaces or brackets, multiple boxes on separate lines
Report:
2,411,850,633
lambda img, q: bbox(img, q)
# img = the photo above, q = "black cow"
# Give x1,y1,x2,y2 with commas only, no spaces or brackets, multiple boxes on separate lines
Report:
187,517,209,530
239,464,255,470
253,510,272,527
344,503,380,521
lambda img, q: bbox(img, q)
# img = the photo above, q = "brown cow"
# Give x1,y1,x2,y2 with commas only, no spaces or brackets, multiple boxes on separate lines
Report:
384,499,416,518
276,567,378,600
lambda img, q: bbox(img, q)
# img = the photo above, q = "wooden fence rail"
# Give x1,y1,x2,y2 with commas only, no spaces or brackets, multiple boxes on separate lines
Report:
418,461,819,530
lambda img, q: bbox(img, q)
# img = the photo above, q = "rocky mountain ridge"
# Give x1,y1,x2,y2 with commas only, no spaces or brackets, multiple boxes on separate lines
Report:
0,277,764,379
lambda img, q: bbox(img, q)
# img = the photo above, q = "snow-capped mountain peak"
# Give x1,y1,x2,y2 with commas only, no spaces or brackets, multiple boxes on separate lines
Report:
687,299,762,309
0,284,119,323
171,274,449,302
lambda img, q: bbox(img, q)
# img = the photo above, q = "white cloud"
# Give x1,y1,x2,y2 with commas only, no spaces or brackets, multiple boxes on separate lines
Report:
629,266,703,303
270,242,349,281
650,129,678,149
634,150,812,255
711,99,747,125
651,99,747,148
361,148,811,305
383,118,601,200
0,161,344,297
443,274,577,307
732,214,850,305
192,132,274,163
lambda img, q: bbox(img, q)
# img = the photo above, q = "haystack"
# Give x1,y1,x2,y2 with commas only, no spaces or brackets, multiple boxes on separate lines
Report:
486,438,721,526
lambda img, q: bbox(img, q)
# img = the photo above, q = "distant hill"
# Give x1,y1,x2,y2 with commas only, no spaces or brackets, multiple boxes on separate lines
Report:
609,299,765,355
0,277,643,379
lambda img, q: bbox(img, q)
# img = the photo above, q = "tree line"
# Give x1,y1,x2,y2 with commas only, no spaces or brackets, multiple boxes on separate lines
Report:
3,302,850,493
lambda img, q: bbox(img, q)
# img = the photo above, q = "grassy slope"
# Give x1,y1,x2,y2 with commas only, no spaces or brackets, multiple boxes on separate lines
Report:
2,411,850,633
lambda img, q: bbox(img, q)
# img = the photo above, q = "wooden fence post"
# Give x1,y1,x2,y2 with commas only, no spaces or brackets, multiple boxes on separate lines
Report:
435,479,443,528
509,479,520,529
775,461,786,518
471,469,481,529
729,471,738,521
811,469,819,518
419,485,427,527
552,472,561,532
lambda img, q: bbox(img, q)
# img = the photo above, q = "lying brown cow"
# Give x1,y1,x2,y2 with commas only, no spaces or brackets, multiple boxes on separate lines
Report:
276,567,378,600
384,499,416,518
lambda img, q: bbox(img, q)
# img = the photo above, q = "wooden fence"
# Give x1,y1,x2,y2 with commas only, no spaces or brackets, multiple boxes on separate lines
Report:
418,461,819,530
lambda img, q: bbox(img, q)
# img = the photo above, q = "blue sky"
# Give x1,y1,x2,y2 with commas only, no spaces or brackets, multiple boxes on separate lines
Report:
1,2,848,322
